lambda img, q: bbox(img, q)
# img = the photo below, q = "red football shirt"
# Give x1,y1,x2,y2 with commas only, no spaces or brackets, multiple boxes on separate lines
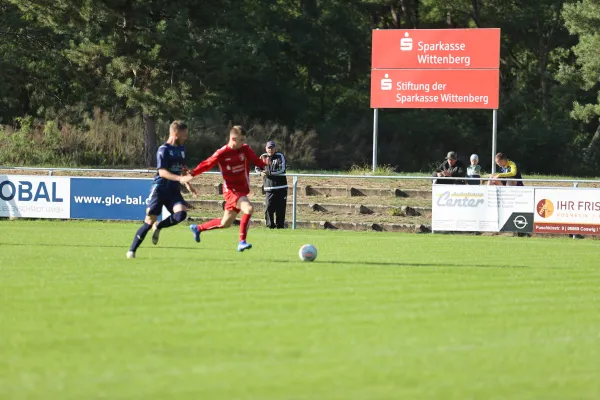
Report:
191,144,267,194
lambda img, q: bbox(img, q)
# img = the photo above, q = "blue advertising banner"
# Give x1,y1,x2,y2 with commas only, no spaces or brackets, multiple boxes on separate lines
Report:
70,177,152,220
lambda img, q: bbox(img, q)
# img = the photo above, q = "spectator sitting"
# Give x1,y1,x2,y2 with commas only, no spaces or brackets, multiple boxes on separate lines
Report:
466,154,481,185
433,151,466,184
488,152,524,186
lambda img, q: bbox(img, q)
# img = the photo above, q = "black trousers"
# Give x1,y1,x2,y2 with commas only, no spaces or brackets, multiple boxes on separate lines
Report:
265,188,287,228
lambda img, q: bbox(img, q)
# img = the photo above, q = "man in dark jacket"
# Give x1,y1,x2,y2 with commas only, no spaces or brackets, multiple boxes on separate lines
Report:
433,151,466,184
257,141,288,228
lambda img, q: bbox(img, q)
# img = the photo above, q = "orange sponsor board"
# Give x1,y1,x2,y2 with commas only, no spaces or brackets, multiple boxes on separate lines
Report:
533,188,600,235
371,69,499,109
372,28,500,69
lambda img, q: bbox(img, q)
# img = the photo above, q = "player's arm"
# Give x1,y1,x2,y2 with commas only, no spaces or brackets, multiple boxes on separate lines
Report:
245,146,267,169
495,161,517,178
158,169,192,183
255,152,269,174
181,167,198,197
191,150,220,177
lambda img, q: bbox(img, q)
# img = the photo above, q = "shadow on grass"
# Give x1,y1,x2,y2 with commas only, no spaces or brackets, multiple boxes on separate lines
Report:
0,242,201,251
275,260,530,268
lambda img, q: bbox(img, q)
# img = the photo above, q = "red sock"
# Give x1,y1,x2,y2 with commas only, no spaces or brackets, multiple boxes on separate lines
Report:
199,218,222,232
240,213,251,241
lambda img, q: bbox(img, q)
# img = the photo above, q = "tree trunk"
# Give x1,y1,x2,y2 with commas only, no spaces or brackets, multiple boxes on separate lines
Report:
471,0,481,27
587,122,600,153
143,113,158,167
539,34,550,120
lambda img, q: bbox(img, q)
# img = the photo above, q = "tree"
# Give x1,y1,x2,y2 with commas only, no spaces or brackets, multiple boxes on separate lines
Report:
9,0,228,165
560,0,600,173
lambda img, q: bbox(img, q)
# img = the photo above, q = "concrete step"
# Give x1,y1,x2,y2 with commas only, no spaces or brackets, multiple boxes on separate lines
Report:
187,183,432,198
187,199,431,217
186,215,432,233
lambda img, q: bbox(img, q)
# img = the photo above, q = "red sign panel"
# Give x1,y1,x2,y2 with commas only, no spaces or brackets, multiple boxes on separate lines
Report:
534,223,600,235
372,29,500,69
370,69,499,109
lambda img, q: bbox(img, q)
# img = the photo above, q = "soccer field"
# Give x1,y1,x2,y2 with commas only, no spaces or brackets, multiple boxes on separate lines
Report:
1,220,599,399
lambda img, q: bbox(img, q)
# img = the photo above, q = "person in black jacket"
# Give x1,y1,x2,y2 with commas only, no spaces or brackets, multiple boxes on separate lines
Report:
433,151,466,184
256,141,288,228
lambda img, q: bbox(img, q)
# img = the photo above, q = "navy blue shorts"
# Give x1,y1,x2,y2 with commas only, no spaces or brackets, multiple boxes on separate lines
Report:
146,185,185,216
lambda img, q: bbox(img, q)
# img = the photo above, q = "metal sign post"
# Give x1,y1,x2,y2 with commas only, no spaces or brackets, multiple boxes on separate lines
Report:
491,109,498,174
372,108,379,172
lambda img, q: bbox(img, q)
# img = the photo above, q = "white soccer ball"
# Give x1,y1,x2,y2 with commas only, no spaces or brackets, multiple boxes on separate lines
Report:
299,244,317,262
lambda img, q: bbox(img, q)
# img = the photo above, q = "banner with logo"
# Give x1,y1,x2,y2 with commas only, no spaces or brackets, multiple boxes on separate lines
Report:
534,188,600,235
0,175,71,218
0,175,161,221
71,177,153,221
432,185,534,232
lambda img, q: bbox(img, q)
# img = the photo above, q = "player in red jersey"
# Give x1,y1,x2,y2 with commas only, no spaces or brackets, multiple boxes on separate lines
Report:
188,125,268,251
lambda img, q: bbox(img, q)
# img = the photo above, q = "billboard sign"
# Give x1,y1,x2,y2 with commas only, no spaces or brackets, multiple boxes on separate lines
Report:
0,175,70,219
70,177,152,221
432,185,534,232
534,188,600,235
0,175,169,221
372,29,500,69
370,69,499,109
370,28,500,110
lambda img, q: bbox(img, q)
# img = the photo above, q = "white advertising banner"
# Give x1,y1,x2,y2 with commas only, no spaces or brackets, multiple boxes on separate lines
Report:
534,188,600,235
432,185,534,232
0,175,71,219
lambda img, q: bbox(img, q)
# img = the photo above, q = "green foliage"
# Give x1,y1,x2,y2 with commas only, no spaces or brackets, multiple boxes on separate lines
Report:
349,163,398,176
1,0,600,174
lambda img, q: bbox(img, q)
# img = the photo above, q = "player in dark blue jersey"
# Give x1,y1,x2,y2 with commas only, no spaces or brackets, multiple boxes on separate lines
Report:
127,121,195,258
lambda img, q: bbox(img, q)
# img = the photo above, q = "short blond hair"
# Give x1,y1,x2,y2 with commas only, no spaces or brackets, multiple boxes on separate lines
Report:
170,120,188,133
230,125,246,136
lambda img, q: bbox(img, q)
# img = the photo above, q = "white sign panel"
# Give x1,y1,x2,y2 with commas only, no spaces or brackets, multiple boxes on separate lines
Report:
432,185,534,232
534,188,600,235
0,175,71,219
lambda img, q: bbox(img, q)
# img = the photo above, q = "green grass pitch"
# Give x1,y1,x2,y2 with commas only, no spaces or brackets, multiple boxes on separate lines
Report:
1,220,599,399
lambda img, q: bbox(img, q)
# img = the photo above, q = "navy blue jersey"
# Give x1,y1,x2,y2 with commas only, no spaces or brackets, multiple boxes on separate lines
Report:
153,143,186,191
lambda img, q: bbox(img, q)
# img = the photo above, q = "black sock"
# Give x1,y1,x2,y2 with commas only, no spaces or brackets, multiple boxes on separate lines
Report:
129,223,152,252
157,211,187,230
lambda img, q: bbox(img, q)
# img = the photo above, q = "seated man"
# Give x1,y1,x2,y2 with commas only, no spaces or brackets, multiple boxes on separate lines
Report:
488,152,524,186
432,151,466,184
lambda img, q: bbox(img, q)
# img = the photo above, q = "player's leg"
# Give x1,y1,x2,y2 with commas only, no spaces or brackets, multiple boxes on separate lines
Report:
127,213,158,258
151,200,188,245
275,188,287,229
265,191,275,228
237,196,254,252
128,187,162,257
189,203,238,243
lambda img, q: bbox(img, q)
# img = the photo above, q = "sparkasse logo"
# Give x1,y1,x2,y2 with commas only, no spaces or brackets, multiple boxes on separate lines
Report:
400,32,413,51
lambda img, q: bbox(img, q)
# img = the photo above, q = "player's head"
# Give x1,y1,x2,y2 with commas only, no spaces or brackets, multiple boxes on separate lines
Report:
169,120,188,144
228,125,246,150
495,152,507,167
265,140,276,156
470,154,479,165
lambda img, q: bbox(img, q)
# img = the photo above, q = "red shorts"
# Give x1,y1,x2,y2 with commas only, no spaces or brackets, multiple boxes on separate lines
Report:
223,190,248,212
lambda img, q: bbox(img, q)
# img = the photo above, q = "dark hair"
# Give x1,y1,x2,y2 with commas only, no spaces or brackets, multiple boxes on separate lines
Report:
495,152,507,160
170,120,188,132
